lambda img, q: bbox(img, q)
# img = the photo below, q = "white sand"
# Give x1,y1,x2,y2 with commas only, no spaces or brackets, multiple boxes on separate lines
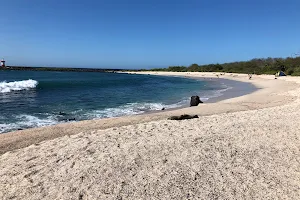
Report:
0,72,300,199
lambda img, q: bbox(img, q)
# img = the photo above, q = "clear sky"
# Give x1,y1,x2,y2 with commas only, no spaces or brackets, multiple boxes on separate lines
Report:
0,0,299,68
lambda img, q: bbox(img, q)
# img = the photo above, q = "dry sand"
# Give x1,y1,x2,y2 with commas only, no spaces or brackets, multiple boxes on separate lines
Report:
0,72,300,199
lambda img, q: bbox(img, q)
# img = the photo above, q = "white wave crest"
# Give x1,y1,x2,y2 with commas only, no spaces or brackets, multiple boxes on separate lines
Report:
0,114,57,133
84,101,186,119
200,83,233,101
0,79,38,93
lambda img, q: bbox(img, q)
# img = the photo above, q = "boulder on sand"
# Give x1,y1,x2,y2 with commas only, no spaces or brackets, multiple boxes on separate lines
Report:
190,96,203,106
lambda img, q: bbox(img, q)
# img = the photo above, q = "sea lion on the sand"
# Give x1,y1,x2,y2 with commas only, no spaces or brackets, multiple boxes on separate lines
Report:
168,114,199,120
190,96,203,106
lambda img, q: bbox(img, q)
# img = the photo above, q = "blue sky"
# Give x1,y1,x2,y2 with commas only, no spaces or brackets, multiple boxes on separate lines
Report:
0,0,299,68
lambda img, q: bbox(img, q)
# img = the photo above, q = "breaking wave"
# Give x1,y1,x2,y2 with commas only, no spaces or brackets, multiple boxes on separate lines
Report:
0,114,57,133
81,101,186,119
0,79,38,93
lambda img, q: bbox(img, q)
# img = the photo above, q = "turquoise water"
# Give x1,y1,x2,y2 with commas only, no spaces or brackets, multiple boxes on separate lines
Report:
0,70,229,133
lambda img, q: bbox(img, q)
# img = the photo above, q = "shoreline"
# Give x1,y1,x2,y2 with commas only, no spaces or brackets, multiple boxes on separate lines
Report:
0,72,296,155
177,76,258,104
1,72,300,199
0,73,256,134
140,76,258,115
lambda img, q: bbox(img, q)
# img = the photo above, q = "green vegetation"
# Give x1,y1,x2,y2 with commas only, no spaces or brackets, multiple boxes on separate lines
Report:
147,56,300,76
2,56,300,76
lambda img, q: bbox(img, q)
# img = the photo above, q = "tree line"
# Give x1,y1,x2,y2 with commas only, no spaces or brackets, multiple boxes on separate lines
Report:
146,56,300,76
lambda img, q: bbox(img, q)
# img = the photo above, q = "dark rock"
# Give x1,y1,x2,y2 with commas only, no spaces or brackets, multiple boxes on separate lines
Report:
161,107,165,110
190,96,203,106
58,112,67,116
60,118,76,122
168,114,199,120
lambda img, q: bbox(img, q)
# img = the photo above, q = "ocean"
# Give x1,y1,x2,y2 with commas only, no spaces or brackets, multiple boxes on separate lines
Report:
0,70,234,133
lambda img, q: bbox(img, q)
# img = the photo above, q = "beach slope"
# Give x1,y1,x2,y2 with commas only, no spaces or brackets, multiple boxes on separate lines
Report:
0,72,300,199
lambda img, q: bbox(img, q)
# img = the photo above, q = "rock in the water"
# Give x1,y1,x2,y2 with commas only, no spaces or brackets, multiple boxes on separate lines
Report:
190,96,203,106
58,112,67,116
161,107,165,110
168,114,199,120
60,118,76,122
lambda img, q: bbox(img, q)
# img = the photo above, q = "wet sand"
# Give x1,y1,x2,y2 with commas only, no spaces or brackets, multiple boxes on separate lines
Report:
0,72,299,199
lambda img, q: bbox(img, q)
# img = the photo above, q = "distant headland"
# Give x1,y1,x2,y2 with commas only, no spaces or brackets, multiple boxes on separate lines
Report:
0,66,126,73
1,55,300,75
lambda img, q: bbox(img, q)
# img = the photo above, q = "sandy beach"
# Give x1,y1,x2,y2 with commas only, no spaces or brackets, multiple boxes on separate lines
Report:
0,72,300,199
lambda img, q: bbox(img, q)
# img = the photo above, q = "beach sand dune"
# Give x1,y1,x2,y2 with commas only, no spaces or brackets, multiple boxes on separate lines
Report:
0,72,300,199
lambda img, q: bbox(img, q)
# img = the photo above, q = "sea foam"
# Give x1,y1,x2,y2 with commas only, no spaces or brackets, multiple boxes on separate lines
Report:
0,114,57,133
84,102,186,119
0,79,38,93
